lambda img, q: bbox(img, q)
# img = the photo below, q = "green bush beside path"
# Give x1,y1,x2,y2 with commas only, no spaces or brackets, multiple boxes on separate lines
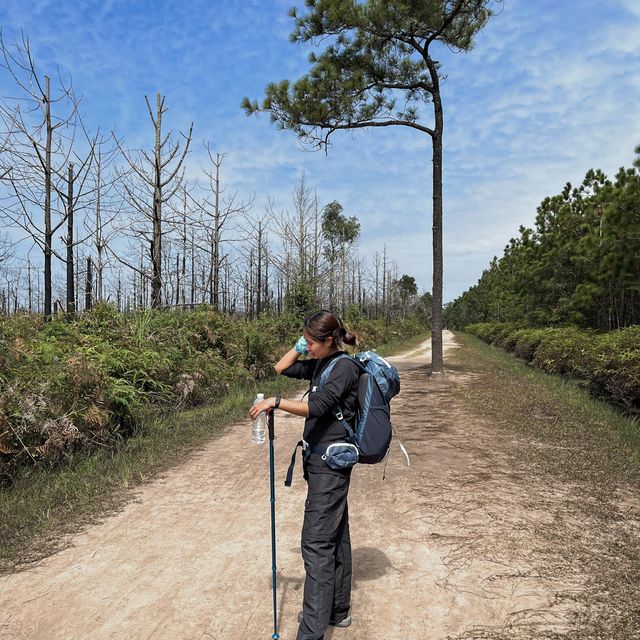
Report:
465,322,640,413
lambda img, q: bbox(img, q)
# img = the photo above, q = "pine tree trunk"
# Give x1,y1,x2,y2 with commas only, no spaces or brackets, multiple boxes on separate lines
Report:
382,246,387,321
151,93,163,309
212,155,221,309
95,157,104,301
181,191,187,306
429,58,444,374
190,229,195,310
175,253,180,307
256,223,263,317
264,247,269,313
28,260,33,312
85,256,93,311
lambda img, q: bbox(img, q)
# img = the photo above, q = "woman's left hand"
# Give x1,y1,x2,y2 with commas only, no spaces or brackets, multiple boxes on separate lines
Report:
249,397,274,420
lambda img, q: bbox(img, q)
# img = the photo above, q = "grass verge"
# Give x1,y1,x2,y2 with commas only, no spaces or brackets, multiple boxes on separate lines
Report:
0,376,304,573
375,331,430,357
0,333,425,574
450,332,640,639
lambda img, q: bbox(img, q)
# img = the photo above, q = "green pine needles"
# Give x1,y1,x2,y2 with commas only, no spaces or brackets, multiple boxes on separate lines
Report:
243,0,496,148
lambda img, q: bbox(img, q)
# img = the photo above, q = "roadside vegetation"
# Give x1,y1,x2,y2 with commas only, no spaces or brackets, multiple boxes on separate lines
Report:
0,304,424,484
0,305,427,571
445,144,639,418
451,332,640,639
464,322,640,415
446,145,640,332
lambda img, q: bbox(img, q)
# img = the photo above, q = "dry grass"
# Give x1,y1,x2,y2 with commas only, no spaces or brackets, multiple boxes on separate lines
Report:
447,332,640,639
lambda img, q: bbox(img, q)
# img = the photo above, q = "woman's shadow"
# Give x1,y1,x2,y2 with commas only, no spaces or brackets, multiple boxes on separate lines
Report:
278,546,392,633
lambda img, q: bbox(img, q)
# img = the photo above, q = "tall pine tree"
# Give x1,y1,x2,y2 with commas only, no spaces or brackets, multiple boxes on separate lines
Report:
243,0,499,373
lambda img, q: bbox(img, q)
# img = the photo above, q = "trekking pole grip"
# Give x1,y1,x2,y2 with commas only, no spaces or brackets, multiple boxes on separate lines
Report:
268,410,275,441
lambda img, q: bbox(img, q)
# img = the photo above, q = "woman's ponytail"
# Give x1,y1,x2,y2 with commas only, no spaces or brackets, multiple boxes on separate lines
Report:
304,310,358,349
342,330,357,347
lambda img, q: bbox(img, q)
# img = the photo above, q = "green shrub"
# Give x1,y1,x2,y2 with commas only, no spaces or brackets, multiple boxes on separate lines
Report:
0,308,424,482
510,328,549,361
587,328,640,409
467,322,640,413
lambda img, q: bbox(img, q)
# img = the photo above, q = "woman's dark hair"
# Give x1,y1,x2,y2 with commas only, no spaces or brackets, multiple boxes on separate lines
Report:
304,310,357,349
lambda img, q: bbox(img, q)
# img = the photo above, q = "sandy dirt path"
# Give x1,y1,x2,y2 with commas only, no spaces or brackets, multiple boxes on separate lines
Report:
0,332,580,639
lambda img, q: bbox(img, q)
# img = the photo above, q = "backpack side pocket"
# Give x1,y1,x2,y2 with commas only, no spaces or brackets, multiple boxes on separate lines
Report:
322,443,359,470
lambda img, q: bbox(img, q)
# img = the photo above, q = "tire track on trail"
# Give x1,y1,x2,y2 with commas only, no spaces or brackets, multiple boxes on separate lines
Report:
0,332,581,639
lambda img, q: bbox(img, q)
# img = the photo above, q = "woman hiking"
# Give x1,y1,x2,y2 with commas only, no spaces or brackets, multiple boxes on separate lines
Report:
249,309,360,640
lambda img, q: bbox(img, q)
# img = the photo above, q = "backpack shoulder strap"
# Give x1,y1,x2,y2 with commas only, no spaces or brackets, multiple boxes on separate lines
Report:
316,354,359,443
318,353,353,386
333,408,356,443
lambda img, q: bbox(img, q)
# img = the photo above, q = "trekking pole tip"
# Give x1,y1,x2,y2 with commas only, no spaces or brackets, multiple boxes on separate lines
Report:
272,634,280,639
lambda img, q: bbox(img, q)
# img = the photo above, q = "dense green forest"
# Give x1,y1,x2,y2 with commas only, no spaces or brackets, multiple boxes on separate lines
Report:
446,145,640,331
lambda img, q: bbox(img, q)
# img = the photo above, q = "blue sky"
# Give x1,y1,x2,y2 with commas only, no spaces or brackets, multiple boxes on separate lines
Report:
0,0,639,302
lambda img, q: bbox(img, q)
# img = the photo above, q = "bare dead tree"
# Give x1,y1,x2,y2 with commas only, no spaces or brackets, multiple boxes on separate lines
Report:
85,255,93,311
185,146,254,311
0,32,82,318
113,92,192,309
81,137,119,304
177,186,192,307
56,130,104,316
239,207,271,318
267,174,327,307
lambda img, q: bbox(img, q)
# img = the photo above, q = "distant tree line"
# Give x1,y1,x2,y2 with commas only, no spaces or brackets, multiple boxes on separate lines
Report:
446,146,640,331
0,35,425,324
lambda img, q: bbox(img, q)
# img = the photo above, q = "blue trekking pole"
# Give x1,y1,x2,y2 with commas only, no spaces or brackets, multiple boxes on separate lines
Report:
267,410,280,640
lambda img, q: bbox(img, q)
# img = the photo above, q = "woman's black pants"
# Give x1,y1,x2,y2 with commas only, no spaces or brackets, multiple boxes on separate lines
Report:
296,469,352,640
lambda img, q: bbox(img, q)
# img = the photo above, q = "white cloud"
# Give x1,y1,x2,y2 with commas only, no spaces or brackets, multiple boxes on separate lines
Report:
0,0,638,304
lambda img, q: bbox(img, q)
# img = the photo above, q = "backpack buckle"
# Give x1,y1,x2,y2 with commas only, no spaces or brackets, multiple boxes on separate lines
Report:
335,411,344,421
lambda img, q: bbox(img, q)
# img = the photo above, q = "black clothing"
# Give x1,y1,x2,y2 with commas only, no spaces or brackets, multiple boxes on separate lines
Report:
281,351,360,451
282,350,359,640
297,470,351,640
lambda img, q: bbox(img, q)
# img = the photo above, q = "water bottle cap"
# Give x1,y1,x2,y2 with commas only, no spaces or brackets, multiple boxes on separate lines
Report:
256,393,265,400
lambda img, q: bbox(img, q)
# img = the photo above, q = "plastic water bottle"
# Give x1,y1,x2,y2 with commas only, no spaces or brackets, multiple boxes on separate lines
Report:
252,393,267,444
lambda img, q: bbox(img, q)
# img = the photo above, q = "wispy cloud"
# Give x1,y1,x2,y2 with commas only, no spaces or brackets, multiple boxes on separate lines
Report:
0,0,638,301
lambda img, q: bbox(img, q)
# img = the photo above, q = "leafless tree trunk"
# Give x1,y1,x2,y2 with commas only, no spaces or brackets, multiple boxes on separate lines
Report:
27,259,33,312
65,163,75,315
114,92,192,309
86,142,119,304
190,227,196,309
0,34,96,319
43,76,53,317
186,147,252,311
382,245,388,321
85,255,93,311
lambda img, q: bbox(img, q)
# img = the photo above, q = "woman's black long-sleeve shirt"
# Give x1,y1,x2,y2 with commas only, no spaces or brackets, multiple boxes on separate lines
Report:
281,350,360,453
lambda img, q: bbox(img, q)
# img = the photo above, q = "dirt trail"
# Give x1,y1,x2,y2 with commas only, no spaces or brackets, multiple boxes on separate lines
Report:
1,332,581,639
